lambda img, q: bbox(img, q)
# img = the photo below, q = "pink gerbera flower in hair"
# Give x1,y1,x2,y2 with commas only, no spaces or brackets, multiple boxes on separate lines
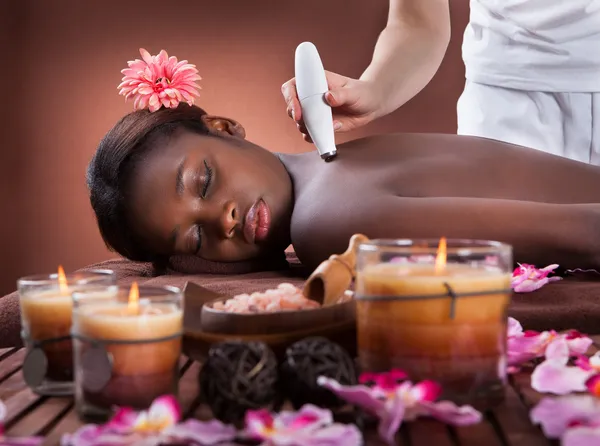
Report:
118,48,201,112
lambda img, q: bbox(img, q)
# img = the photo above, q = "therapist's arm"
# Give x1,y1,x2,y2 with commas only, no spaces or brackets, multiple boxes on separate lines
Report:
361,0,451,118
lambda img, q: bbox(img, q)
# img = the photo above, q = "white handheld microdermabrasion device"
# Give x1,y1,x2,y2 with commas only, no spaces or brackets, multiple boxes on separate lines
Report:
294,42,338,162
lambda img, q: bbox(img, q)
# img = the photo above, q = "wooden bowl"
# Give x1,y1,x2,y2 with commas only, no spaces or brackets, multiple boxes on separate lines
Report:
182,282,357,362
200,295,355,335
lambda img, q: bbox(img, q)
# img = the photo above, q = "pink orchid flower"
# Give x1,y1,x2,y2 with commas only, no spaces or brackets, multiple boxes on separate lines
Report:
243,404,362,446
0,400,43,446
61,395,237,446
317,371,481,445
511,263,562,293
507,317,591,368
531,338,595,394
530,395,600,445
118,48,202,112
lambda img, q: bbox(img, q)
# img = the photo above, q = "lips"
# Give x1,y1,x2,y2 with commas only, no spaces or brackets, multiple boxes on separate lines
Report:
243,199,271,244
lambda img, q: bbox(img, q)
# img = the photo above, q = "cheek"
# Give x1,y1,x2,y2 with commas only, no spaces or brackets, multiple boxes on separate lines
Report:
132,201,176,249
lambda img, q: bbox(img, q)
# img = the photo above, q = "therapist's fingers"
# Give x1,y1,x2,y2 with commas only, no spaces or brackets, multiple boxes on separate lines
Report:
297,123,313,143
281,79,302,123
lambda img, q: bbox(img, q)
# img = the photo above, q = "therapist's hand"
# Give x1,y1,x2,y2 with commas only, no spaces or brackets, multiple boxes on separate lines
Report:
281,70,381,142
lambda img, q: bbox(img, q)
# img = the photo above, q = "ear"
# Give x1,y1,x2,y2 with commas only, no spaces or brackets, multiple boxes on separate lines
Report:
201,115,246,139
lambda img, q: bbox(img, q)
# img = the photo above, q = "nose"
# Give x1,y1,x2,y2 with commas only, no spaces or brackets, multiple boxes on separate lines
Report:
218,200,238,239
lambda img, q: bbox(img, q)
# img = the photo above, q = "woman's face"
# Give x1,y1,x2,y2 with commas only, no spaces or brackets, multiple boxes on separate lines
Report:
127,129,294,262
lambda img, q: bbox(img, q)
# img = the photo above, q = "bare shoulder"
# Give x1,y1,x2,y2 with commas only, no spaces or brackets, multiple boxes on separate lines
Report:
290,192,354,270
290,190,390,270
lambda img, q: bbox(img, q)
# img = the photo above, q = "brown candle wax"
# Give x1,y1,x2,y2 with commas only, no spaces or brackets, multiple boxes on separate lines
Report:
73,302,183,410
356,263,511,407
20,290,74,381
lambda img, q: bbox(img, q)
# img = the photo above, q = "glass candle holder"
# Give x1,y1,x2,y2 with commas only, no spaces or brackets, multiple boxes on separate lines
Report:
355,239,512,410
17,269,116,396
72,284,183,422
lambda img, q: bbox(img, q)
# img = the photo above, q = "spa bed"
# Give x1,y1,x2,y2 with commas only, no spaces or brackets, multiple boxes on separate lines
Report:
1,252,600,348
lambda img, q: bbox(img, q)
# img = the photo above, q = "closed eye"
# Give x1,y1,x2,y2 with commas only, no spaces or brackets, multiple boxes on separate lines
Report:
201,160,213,198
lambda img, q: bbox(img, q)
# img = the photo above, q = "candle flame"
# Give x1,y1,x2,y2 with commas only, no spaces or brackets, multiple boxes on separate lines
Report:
128,282,139,314
434,237,447,273
57,265,68,293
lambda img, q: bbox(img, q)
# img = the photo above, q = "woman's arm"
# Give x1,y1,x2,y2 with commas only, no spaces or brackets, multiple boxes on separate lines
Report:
281,0,451,137
298,196,600,270
360,0,451,119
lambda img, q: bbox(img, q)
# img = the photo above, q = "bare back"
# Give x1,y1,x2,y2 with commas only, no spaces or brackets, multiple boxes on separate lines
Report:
280,133,600,269
291,133,600,204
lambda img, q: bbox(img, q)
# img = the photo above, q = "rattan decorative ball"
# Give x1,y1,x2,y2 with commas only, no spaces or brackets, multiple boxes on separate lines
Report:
281,336,357,409
199,341,280,424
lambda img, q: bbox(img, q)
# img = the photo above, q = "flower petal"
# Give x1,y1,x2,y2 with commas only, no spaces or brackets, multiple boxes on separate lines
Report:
138,394,181,430
545,338,570,362
162,419,237,445
105,408,138,432
507,317,523,337
507,334,544,366
419,401,482,425
378,392,406,445
511,264,561,293
139,48,153,65
514,278,549,293
275,404,332,432
575,355,593,371
410,380,442,402
245,409,274,440
531,358,591,395
285,423,363,446
585,374,600,396
563,425,600,446
60,425,142,446
565,333,593,356
317,376,385,415
530,395,600,438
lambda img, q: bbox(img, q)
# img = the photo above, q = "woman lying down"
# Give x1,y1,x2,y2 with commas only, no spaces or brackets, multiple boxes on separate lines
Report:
88,102,600,273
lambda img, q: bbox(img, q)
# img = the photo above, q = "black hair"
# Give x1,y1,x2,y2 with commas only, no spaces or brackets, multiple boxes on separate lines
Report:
87,104,211,262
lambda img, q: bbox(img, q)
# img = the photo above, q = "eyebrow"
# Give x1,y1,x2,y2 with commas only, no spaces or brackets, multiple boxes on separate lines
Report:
175,157,186,196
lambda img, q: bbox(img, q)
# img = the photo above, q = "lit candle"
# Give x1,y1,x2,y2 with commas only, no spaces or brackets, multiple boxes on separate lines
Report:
18,267,115,395
72,282,183,419
355,238,512,409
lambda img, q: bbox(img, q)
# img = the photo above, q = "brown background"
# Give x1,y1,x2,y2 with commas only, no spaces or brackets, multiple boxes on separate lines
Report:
0,0,469,295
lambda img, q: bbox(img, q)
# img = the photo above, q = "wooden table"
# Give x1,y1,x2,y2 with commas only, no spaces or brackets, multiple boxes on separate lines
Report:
4,336,594,446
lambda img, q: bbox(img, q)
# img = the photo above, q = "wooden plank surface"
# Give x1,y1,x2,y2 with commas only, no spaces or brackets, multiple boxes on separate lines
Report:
0,348,561,446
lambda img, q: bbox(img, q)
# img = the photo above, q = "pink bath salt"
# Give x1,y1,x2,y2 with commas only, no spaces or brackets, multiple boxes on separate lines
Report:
265,301,282,312
211,283,324,314
277,283,298,292
303,299,321,309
